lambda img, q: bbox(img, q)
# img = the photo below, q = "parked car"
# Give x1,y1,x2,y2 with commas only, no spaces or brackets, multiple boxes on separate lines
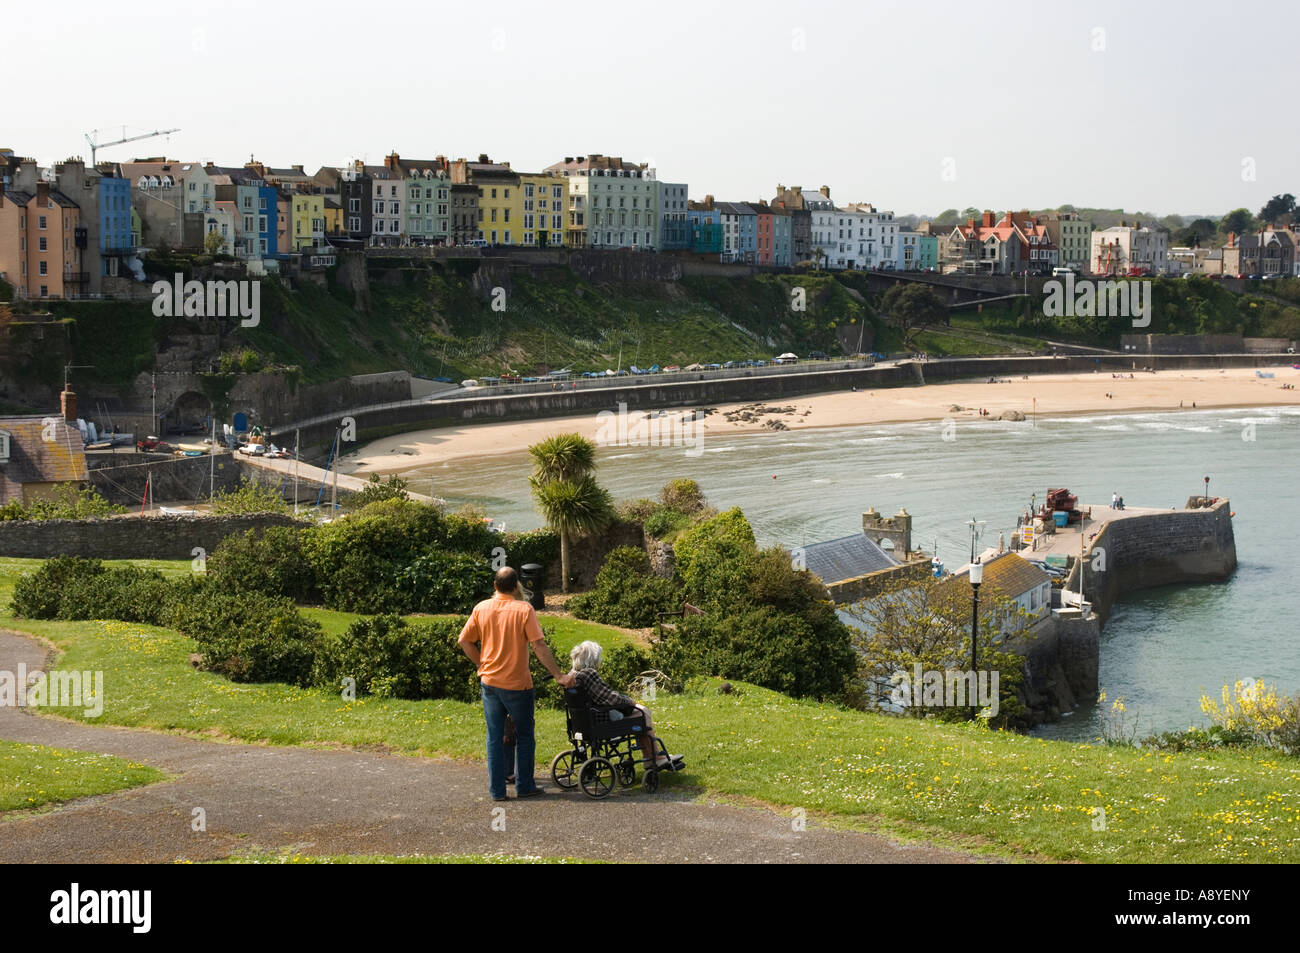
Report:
808,350,828,360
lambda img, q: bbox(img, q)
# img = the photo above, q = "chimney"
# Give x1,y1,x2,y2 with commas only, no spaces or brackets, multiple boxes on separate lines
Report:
819,185,831,198
478,154,489,164
564,156,573,164
1228,232,1235,247
292,164,303,173
982,210,994,228
61,383,77,423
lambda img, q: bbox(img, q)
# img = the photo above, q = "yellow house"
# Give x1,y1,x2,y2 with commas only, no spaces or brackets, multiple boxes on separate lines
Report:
322,195,343,237
516,173,568,248
291,193,325,250
452,156,519,245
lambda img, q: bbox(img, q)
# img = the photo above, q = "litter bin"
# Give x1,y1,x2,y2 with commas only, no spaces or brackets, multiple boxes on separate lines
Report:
520,563,545,611
1053,511,1068,528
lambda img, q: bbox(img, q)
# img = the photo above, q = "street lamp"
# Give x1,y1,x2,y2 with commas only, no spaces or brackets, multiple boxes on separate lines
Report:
969,559,983,722
1203,475,1210,505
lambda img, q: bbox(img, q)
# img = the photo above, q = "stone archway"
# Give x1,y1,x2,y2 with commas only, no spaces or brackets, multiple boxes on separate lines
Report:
165,391,212,436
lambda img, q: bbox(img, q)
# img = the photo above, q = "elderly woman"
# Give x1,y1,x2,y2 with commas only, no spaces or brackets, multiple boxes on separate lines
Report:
568,640,671,769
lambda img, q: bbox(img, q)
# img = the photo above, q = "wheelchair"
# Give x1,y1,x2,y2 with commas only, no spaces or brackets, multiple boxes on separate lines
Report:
549,686,684,798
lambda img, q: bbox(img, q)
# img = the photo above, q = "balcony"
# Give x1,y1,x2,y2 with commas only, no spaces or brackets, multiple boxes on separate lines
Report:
62,271,90,286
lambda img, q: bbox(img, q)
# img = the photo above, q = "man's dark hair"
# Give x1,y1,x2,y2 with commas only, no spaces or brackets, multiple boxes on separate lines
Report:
494,567,518,593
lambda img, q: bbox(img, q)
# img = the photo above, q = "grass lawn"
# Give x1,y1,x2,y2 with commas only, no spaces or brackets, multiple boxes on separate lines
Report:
1,557,1297,862
0,740,166,813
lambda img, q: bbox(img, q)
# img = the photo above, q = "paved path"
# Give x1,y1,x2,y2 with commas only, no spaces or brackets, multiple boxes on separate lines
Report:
0,631,986,864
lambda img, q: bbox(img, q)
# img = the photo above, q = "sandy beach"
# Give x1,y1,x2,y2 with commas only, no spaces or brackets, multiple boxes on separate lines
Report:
341,365,1300,474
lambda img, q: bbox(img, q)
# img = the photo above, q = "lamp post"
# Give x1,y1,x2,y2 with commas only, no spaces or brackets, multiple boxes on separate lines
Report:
969,559,983,722
1203,475,1210,505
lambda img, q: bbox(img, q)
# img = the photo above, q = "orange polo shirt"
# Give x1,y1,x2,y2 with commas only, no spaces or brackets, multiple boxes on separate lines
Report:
458,592,545,690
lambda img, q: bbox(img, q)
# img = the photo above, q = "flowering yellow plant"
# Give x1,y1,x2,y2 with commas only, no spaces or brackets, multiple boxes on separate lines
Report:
1200,679,1299,751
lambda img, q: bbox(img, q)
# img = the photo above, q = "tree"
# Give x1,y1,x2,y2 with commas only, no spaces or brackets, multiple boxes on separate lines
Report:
881,283,946,346
960,207,981,222
527,433,613,592
843,572,1028,728
1258,194,1296,226
1176,218,1217,247
204,229,226,256
1220,208,1255,237
932,208,960,227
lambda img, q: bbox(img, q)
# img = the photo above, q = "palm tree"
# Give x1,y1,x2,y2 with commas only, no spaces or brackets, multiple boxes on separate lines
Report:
527,433,597,484
527,434,613,592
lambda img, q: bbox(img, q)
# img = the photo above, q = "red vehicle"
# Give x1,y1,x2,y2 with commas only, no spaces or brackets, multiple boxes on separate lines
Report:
135,436,172,453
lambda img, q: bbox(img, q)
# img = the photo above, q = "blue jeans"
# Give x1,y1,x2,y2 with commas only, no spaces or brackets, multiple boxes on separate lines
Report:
481,683,537,798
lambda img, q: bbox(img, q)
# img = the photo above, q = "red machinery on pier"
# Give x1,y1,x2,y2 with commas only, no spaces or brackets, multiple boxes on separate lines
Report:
1038,487,1084,525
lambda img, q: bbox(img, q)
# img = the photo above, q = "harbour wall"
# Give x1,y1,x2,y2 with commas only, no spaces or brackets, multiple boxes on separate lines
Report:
1077,497,1237,628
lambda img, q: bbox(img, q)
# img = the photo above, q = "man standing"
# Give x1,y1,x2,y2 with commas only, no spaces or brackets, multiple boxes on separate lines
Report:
459,567,573,800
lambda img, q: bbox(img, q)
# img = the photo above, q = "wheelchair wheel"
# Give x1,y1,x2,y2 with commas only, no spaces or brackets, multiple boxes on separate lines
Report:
579,757,616,799
551,749,583,790
617,759,637,788
642,768,659,794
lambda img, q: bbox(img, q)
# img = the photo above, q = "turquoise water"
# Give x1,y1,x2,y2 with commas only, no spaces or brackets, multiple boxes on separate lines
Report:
396,405,1300,741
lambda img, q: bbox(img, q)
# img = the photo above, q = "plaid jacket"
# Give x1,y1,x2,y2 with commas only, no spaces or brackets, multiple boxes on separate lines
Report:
575,668,635,713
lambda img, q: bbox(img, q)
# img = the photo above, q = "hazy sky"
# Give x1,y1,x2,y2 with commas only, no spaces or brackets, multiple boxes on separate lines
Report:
6,0,1295,218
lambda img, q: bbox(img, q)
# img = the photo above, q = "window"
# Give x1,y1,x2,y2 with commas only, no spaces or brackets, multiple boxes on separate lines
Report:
38,215,47,229
39,261,48,275
38,237,47,251
259,197,267,210
390,201,399,214
349,198,360,213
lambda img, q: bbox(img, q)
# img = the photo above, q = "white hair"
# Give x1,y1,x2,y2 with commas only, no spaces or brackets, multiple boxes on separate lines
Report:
570,640,603,671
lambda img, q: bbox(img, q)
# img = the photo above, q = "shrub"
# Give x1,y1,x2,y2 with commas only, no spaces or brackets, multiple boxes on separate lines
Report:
396,549,494,613
499,529,560,573
649,525,858,701
0,485,126,521
10,556,104,618
302,499,448,612
660,478,707,514
1198,680,1300,755
568,547,677,628
207,526,316,601
674,508,757,611
171,589,321,686
60,566,175,626
312,615,477,701
341,474,410,511
209,477,290,515
601,642,654,695
642,507,692,539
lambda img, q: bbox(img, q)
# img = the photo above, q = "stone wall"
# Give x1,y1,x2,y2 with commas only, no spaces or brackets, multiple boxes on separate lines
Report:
1005,614,1100,725
0,513,306,559
87,451,244,505
1080,498,1237,627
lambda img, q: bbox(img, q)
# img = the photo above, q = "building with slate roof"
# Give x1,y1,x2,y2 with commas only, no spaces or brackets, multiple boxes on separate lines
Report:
799,505,930,603
0,416,89,506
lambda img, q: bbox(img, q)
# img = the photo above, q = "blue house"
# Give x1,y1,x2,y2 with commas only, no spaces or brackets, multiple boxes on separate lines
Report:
257,184,278,259
99,174,132,259
688,202,722,253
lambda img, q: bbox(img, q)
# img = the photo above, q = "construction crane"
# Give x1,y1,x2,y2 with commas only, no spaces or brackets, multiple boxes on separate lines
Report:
83,126,181,166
